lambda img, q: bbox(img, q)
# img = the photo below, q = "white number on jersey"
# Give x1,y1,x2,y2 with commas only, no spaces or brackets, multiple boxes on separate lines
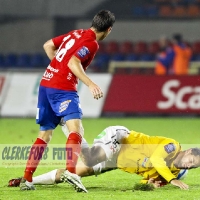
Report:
55,35,75,62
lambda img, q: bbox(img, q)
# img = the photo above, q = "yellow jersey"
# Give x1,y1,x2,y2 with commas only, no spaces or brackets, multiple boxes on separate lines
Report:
117,130,181,184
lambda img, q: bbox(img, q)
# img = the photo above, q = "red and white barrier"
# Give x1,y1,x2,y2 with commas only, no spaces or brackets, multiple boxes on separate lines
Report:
103,75,200,114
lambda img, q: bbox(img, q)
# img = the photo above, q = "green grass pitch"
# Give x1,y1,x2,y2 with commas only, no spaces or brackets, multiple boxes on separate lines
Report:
0,117,200,200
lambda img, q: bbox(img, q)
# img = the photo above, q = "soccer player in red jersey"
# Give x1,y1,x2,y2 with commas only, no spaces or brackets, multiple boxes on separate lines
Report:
20,10,115,192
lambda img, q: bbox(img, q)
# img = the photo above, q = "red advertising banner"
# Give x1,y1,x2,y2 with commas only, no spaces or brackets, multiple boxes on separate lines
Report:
103,75,200,114
0,76,5,95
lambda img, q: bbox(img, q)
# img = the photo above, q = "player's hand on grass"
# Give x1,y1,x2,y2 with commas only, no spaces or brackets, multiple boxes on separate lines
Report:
170,179,189,190
88,83,103,100
148,178,162,188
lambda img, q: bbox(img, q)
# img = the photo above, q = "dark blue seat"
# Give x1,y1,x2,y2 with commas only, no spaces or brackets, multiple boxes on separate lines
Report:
0,54,5,67
146,6,158,17
133,6,146,17
110,53,125,61
4,53,18,67
16,53,31,67
191,54,197,61
194,54,200,61
43,56,50,67
125,53,139,61
139,54,155,61
93,53,110,71
30,53,44,68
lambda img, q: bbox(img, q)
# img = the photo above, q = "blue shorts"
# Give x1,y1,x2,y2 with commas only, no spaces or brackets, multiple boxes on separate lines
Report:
36,86,82,131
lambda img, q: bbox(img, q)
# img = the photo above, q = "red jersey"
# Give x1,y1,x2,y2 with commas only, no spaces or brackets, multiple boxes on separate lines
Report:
40,29,98,91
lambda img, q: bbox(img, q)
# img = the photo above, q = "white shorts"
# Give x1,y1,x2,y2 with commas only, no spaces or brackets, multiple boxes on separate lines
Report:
92,126,129,175
93,160,117,176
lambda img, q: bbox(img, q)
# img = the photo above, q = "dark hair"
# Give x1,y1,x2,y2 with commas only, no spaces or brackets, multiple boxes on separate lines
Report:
191,148,200,156
173,33,183,43
191,148,200,168
91,10,115,32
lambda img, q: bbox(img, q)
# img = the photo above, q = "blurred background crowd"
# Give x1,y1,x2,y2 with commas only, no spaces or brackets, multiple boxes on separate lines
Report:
0,0,200,74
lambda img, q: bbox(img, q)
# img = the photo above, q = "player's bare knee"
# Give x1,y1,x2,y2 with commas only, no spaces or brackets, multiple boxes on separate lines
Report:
66,119,84,136
80,149,93,167
84,160,94,167
38,130,53,143
90,146,107,166
83,147,106,167
86,167,95,176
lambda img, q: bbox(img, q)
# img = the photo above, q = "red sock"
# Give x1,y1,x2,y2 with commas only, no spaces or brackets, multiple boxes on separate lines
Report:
23,138,47,182
66,132,82,173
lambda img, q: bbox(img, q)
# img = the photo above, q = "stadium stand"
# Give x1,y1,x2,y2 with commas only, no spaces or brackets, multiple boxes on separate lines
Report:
1,0,200,73
187,5,200,17
29,53,45,68
0,54,5,68
148,41,160,55
0,40,200,73
119,41,134,55
172,6,187,17
159,5,172,17
4,53,18,68
16,53,31,68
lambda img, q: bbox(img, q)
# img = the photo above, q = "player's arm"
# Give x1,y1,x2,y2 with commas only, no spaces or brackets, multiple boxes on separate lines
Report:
140,168,167,187
61,124,106,166
169,179,188,190
43,39,57,60
149,140,189,190
68,55,103,100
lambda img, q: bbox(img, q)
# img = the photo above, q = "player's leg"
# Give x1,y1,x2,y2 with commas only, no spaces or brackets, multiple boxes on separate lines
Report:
80,145,107,167
55,91,88,192
60,138,113,192
60,160,96,192
79,127,116,168
92,161,117,176
60,161,95,187
20,129,53,190
8,169,64,187
60,160,116,192
62,119,88,192
20,86,60,190
32,169,60,185
77,127,115,168
8,160,94,187
8,161,115,187
33,166,93,185
76,161,95,177
22,130,52,180
65,119,83,174
70,126,114,168
48,90,83,176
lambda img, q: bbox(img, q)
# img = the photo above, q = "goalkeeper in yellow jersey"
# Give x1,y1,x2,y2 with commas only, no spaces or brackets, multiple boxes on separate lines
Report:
8,125,200,191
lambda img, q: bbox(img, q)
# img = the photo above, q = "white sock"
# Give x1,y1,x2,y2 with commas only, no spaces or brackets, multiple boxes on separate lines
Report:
81,138,89,149
33,169,57,185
